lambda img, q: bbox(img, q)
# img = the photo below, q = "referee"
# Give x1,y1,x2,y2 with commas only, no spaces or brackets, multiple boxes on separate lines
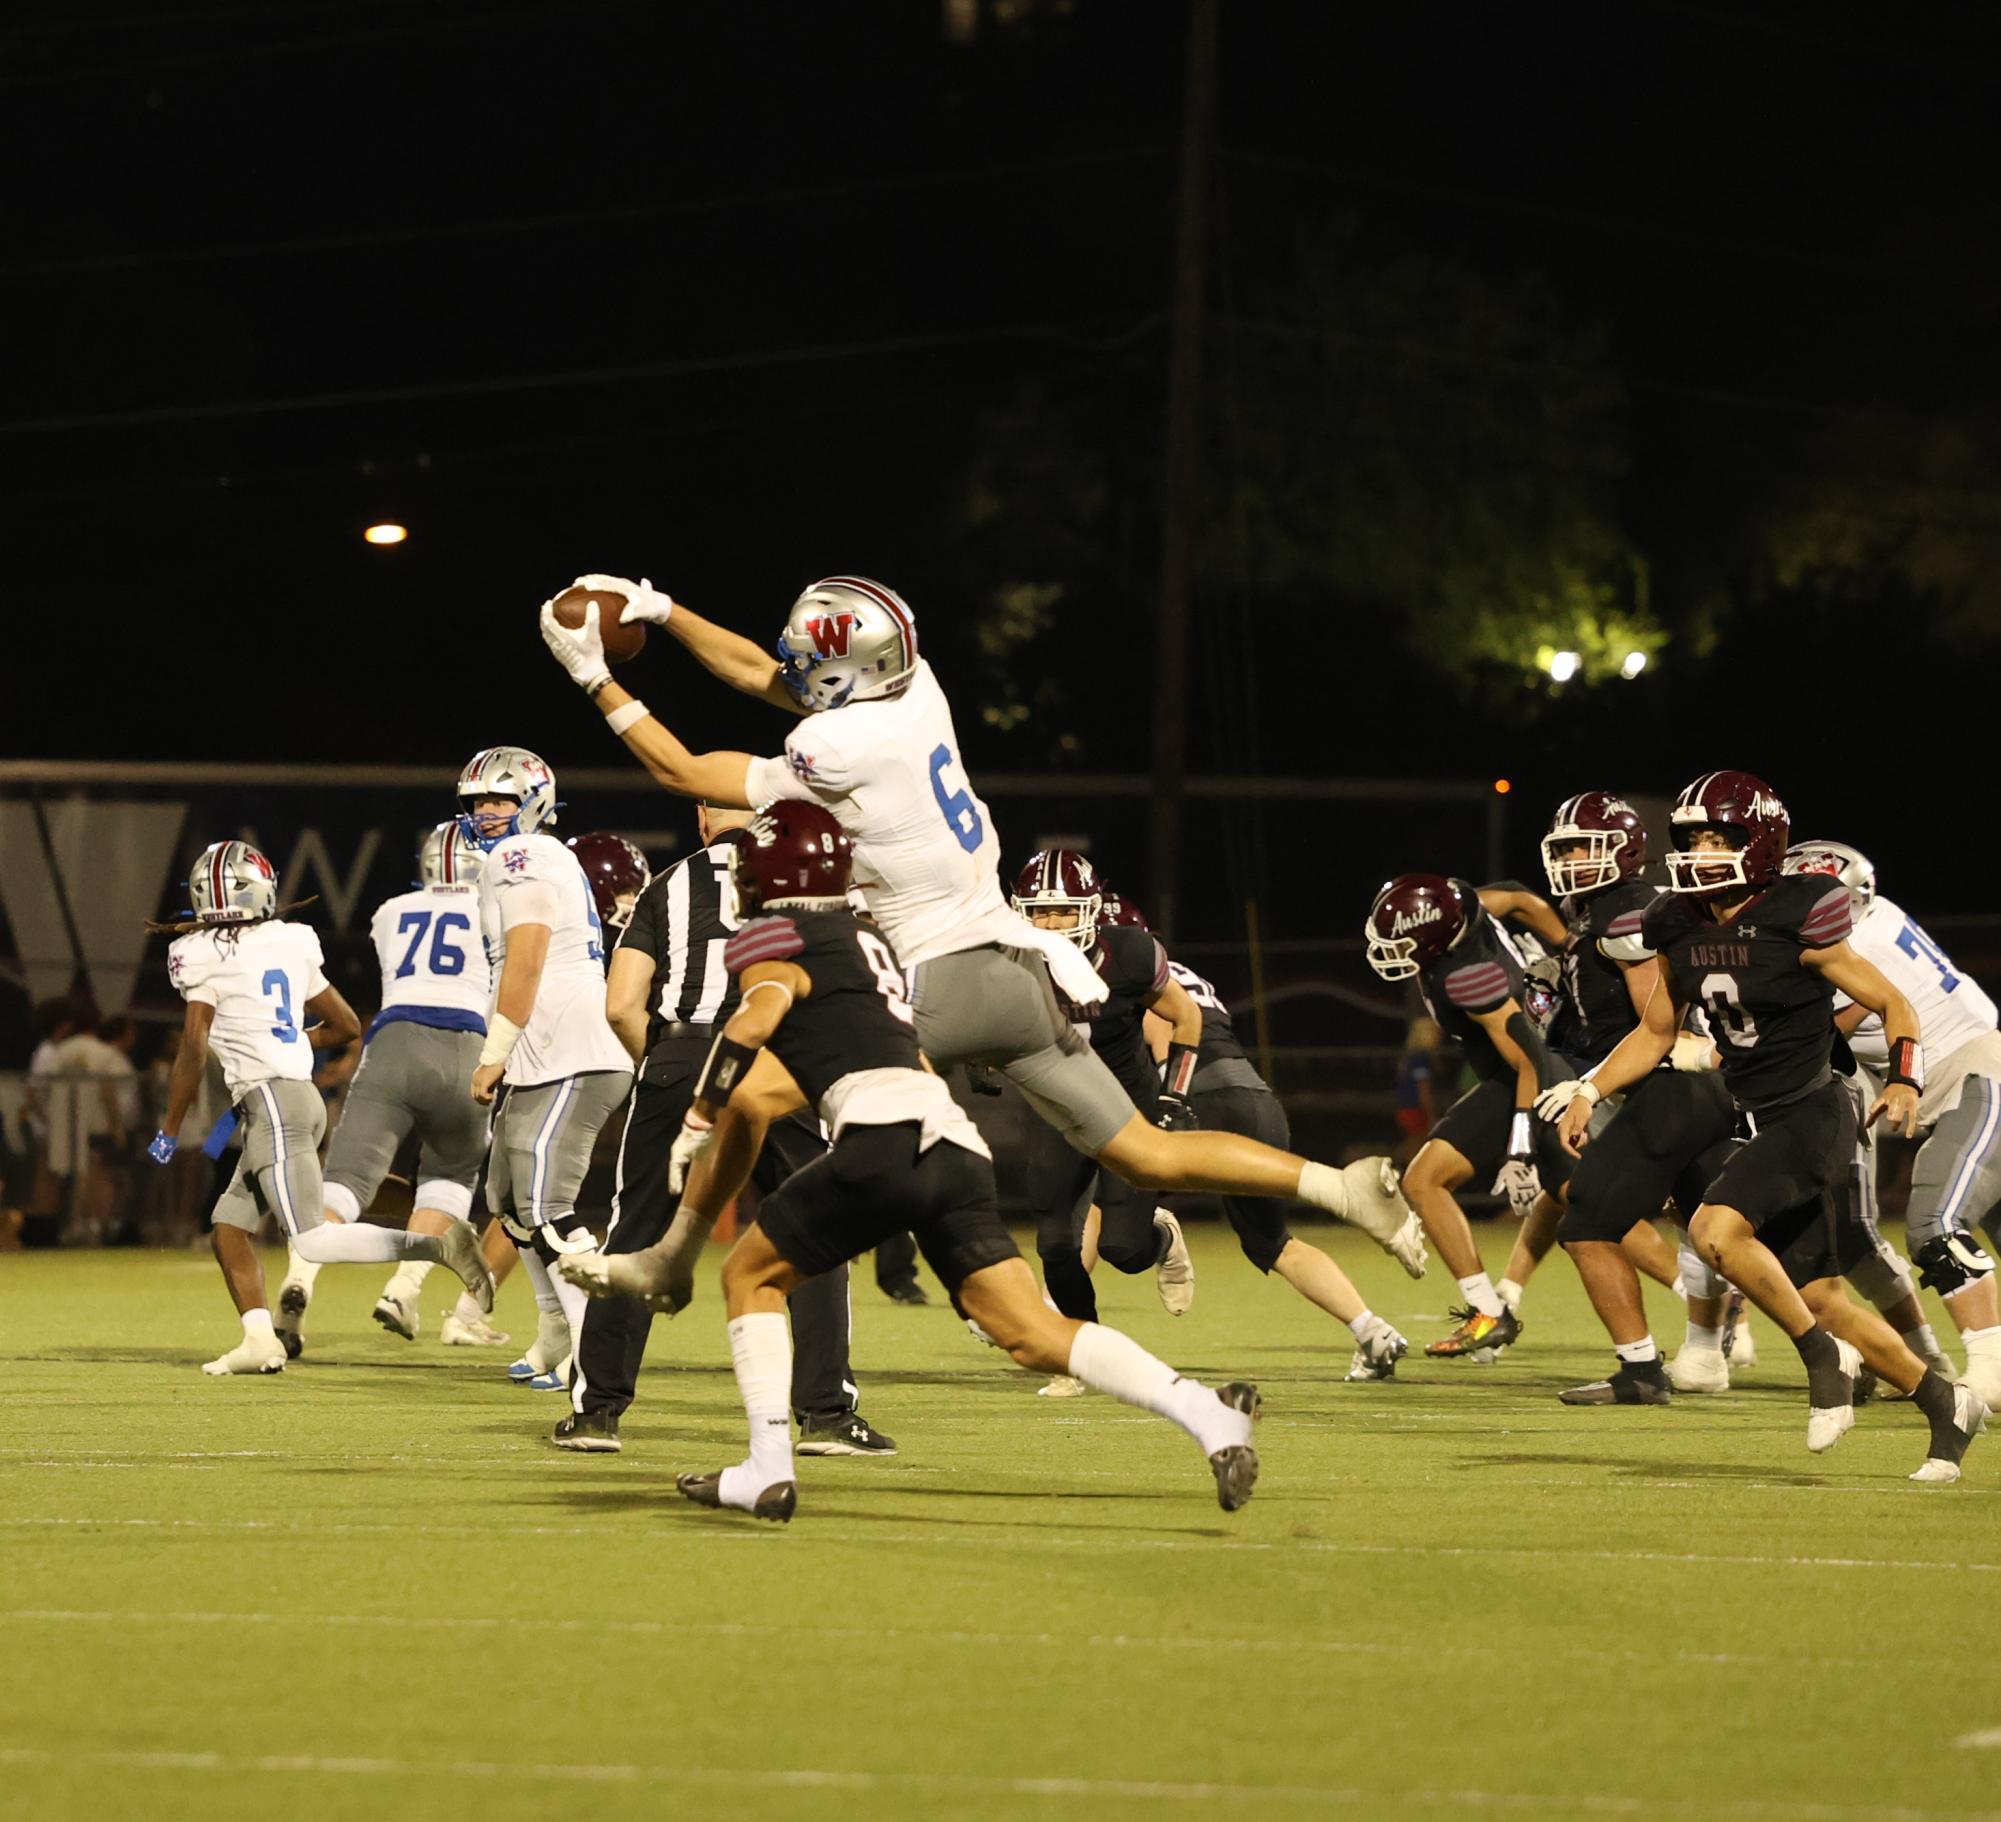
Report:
553,804,895,1456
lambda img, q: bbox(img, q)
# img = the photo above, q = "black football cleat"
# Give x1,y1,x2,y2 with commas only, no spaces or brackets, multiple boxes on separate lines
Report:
551,1409,621,1453
794,1410,898,1457
1209,1444,1259,1511
1216,1380,1263,1420
677,1470,797,1523
1559,1363,1674,1406
880,1279,930,1306
275,1281,309,1361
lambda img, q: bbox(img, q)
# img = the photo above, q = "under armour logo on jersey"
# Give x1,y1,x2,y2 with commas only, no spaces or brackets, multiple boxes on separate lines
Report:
1389,902,1443,935
807,613,855,658
504,848,529,874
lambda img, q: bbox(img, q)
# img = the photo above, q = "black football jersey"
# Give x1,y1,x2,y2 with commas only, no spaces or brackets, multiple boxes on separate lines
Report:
1053,925,1168,1083
1417,913,1529,1085
723,908,921,1108
1552,877,1660,1065
1167,961,1250,1067
1641,874,1854,1111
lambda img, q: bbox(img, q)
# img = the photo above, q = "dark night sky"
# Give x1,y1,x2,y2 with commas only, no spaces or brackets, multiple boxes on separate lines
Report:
6,0,2000,934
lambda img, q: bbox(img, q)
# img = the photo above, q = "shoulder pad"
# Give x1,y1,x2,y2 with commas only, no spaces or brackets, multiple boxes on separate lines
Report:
725,915,805,976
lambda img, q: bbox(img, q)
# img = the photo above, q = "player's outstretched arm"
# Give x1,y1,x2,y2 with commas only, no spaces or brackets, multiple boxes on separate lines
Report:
660,598,802,716
540,601,761,806
668,965,808,1197
1478,885,1571,954
1807,942,1922,1136
1554,973,1680,1152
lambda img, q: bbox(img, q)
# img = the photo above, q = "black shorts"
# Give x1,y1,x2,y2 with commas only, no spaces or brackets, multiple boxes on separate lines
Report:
1430,1072,1576,1192
756,1120,1018,1295
1702,1079,1857,1285
1190,1080,1294,1273
1561,1070,1735,1245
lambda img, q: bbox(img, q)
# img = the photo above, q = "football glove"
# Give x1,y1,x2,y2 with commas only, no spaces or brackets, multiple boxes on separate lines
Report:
1154,1092,1199,1132
146,1130,177,1165
1492,1157,1542,1219
1670,1031,1718,1072
571,573,675,626
1534,1078,1593,1123
537,596,611,695
667,1111,716,1195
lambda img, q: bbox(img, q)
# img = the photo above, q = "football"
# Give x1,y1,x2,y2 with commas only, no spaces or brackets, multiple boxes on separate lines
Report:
549,585,646,665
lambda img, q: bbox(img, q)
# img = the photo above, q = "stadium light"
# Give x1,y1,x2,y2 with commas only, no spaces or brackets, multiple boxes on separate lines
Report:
363,522,409,546
1546,649,1580,684
1621,650,1648,679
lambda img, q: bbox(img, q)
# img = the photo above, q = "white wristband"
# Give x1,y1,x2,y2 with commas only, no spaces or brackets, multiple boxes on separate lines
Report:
1577,1080,1602,1107
478,1013,523,1070
604,700,648,737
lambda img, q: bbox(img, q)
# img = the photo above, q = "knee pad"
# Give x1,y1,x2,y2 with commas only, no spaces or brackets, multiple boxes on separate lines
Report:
413,1178,474,1222
1844,1239,1915,1311
322,1180,362,1224
1915,1232,1996,1298
1677,1239,1722,1301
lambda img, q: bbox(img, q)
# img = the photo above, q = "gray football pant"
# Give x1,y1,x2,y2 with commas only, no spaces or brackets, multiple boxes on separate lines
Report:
486,1070,631,1232
324,1021,487,1214
908,944,1135,1154
1908,1074,2001,1252
211,1078,326,1238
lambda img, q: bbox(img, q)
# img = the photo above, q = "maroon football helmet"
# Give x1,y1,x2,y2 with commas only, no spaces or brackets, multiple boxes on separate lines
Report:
566,832,651,931
1010,848,1105,950
732,800,854,914
1665,770,1790,897
1099,890,1149,932
1364,874,1474,980
1541,791,1648,898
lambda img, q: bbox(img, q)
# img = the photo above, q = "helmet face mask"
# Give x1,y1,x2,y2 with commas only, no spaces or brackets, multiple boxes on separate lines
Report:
419,820,483,888
1541,791,1647,897
1665,825,1751,894
775,576,919,712
1010,850,1104,951
455,747,557,851
1666,771,1788,898
187,840,279,925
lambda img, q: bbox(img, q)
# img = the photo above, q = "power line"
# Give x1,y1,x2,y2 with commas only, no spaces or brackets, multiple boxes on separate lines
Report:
0,147,1166,280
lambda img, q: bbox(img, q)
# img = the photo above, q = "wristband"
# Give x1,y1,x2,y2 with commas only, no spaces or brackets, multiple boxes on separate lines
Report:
586,673,618,700
1886,1036,1923,1091
1162,1042,1199,1099
1507,1110,1534,1159
604,699,648,736
694,1033,760,1108
477,1013,523,1070
1576,1080,1602,1108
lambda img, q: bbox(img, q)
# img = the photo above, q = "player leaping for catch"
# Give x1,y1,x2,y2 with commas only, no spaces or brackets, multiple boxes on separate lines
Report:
533,572,1423,1260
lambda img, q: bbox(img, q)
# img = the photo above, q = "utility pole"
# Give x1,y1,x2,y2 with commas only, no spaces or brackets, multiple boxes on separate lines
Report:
1147,0,1217,941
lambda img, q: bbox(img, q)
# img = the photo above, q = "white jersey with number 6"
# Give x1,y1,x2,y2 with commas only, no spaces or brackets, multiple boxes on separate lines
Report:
167,920,328,1100
1840,894,1998,1072
741,658,1100,1003
480,831,631,1087
371,883,491,1023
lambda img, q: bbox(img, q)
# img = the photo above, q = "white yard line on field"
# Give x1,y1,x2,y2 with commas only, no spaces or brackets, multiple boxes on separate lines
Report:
0,1745,1994,1819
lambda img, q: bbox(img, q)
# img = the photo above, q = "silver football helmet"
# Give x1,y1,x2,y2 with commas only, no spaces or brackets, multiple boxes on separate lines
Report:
1781,839,1877,917
186,839,279,925
775,575,919,712
455,746,558,850
419,819,484,887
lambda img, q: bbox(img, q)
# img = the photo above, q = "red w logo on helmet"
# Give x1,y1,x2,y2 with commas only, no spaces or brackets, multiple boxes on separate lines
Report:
807,613,855,658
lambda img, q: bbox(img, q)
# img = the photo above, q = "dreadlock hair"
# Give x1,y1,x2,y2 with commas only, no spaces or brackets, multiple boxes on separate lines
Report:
146,896,320,942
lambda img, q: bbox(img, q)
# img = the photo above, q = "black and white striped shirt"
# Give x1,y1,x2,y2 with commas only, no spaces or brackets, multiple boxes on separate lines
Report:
616,836,745,1083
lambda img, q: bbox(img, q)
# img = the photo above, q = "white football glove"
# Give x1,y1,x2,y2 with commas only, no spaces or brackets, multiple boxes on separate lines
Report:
1491,1157,1542,1219
666,1111,716,1195
1670,1031,1719,1072
572,573,676,627
1534,1078,1592,1123
538,597,610,694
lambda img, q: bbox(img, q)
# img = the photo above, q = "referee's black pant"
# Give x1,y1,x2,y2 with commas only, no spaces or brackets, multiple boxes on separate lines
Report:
570,1054,857,1422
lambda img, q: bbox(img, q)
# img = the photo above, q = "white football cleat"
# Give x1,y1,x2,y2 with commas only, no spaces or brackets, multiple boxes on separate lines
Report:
201,1330,288,1376
372,1288,420,1341
1037,1375,1087,1398
1668,1346,1729,1394
1730,1316,1758,1368
1806,1338,1862,1454
1153,1209,1195,1316
1344,1315,1409,1382
438,1222,497,1314
1334,1158,1429,1279
440,1311,510,1347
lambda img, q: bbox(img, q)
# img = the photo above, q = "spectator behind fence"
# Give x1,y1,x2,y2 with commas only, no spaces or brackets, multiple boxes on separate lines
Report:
1392,1017,1447,1166
47,1016,141,1244
24,999,81,1241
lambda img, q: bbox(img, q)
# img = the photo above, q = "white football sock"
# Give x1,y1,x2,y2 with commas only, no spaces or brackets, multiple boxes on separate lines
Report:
1496,1276,1524,1313
1907,1321,1944,1360
450,1288,486,1325
544,1233,594,1336
1456,1272,1503,1319
385,1260,435,1298
1614,1337,1659,1365
284,1252,322,1294
1067,1322,1249,1456
1294,1162,1349,1217
242,1308,276,1338
1346,1309,1378,1341
1685,1322,1723,1351
718,1312,794,1507
520,1248,563,1315
291,1221,430,1266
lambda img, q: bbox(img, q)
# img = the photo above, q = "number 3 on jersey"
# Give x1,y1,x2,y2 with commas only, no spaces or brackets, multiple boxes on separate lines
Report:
1700,972,1760,1049
857,930,915,1025
928,743,984,854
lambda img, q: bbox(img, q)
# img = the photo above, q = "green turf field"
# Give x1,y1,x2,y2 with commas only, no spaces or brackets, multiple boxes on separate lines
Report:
3,1223,1998,1822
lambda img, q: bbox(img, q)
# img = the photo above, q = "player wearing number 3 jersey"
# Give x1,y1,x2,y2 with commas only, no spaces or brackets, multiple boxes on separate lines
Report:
1555,771,1986,1482
535,572,1419,1254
